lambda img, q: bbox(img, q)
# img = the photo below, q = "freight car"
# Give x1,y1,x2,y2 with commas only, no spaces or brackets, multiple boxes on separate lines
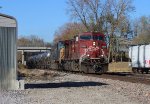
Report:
51,32,108,74
129,45,150,74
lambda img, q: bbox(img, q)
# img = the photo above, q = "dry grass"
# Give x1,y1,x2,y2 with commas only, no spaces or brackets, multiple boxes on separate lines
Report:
108,62,132,72
17,68,59,81
18,68,31,77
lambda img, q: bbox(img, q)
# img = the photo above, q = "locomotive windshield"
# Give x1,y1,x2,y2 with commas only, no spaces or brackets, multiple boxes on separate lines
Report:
93,36,104,41
80,35,104,41
80,35,92,40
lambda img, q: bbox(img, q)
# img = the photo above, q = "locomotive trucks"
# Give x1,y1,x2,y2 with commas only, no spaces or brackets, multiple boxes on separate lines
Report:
129,45,150,74
52,32,108,74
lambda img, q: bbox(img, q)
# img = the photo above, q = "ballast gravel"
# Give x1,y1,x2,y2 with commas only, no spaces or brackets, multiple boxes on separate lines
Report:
0,70,150,104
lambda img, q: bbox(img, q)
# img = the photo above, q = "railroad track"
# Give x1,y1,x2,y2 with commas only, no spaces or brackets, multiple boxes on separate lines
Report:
83,72,150,85
42,68,150,85
58,70,150,85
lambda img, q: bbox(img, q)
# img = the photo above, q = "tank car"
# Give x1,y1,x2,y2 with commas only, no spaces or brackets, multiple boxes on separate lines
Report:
27,52,51,69
51,32,108,74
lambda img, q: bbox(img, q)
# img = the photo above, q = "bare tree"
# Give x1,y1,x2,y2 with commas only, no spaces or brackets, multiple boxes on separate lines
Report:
67,0,107,32
103,0,134,62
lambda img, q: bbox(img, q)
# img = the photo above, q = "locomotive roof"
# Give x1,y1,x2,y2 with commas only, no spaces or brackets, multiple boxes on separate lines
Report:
80,32,104,35
58,32,105,43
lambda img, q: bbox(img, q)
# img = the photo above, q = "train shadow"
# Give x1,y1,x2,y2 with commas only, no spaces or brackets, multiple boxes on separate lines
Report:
25,81,108,89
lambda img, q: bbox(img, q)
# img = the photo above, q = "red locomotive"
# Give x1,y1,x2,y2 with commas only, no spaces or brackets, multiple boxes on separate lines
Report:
53,32,108,74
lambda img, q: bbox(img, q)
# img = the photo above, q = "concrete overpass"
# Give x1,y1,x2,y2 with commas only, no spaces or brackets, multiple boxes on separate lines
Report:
17,47,51,65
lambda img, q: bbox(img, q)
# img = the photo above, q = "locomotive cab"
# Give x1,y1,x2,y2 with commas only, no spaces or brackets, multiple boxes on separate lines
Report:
78,32,108,61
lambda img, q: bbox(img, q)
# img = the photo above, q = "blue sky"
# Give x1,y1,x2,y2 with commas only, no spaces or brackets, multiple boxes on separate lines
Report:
0,0,150,42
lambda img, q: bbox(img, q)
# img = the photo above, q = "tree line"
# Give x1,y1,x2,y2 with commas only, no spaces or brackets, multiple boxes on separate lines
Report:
18,35,51,47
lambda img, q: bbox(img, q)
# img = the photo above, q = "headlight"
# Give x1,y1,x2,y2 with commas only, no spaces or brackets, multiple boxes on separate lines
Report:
87,54,90,57
101,55,104,57
93,42,96,46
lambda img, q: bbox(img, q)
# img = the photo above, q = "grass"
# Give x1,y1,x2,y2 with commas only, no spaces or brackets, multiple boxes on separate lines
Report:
108,62,132,72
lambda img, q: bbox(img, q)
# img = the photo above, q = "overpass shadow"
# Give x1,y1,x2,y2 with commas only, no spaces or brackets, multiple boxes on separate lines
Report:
25,81,108,89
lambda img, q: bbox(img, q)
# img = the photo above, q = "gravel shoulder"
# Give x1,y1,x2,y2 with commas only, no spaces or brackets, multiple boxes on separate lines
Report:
0,69,150,104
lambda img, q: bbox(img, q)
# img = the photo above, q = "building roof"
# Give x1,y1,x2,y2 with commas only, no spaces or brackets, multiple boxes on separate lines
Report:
0,13,17,27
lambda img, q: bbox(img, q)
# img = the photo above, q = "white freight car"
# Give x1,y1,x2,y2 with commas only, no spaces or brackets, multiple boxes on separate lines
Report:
129,45,150,74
